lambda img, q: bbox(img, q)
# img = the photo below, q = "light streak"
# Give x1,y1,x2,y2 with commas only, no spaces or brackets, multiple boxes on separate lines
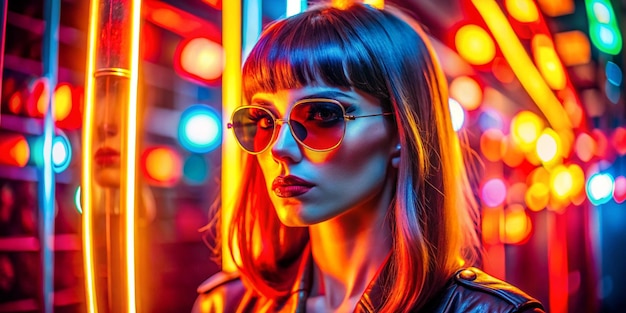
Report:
472,0,573,135
222,0,243,273
82,0,99,310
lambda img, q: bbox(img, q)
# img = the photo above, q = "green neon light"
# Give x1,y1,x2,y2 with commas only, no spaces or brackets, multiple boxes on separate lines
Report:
585,0,622,55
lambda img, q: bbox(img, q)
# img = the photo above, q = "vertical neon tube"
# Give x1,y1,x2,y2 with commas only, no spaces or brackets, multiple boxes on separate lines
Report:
124,1,142,311
82,0,99,310
41,0,61,312
82,0,142,311
222,0,242,272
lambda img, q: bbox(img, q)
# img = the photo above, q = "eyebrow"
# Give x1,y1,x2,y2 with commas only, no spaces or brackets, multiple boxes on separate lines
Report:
299,90,356,101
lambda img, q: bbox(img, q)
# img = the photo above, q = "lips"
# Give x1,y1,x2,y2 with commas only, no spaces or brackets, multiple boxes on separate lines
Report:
272,175,315,198
94,147,120,166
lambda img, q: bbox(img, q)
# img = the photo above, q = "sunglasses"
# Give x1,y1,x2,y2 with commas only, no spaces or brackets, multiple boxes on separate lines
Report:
227,98,393,154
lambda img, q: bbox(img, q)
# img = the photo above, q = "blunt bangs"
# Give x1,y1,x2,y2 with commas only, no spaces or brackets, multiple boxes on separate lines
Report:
242,5,390,102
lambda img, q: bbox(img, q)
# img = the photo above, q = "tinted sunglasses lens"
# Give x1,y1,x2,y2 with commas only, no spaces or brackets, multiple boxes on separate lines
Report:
290,101,345,150
231,107,275,153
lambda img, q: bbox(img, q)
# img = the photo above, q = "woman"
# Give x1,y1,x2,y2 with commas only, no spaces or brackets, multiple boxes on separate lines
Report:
194,2,545,312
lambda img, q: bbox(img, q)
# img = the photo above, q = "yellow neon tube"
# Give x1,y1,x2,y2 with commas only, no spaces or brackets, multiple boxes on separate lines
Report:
83,0,142,311
222,0,243,273
81,0,99,311
124,0,142,311
472,0,572,133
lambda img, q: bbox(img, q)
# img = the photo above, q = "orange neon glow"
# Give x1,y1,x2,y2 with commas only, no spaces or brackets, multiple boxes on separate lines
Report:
492,57,515,83
480,128,504,162
501,135,525,167
222,0,243,272
144,1,221,40
473,0,573,136
481,206,501,245
152,8,194,34
30,78,50,117
505,0,539,23
556,128,574,158
202,0,222,10
550,165,573,200
554,31,591,66
482,205,506,280
54,84,73,121
142,147,182,184
455,24,496,65
525,182,549,211
528,166,550,186
8,92,22,114
511,111,544,152
567,164,585,201
82,0,99,311
562,93,584,129
176,37,224,83
501,204,532,244
0,134,30,167
450,76,483,110
332,0,353,9
532,34,566,90
536,0,575,17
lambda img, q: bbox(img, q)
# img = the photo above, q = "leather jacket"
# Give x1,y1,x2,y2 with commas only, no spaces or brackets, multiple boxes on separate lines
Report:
192,258,545,313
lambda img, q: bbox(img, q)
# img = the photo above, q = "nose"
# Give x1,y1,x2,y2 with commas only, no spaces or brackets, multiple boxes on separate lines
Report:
97,122,119,139
270,120,302,163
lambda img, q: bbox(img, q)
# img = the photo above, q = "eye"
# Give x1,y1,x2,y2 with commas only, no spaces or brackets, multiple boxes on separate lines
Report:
306,102,343,122
248,108,274,129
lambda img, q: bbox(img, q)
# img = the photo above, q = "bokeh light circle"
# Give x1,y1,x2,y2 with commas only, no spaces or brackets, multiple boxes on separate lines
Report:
178,104,222,153
481,178,507,207
586,172,614,206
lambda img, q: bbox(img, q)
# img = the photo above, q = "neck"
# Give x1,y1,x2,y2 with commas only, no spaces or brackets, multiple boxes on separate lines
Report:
307,188,393,310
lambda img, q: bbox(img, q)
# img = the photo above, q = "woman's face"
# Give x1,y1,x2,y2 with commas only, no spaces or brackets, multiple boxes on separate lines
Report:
253,84,399,227
92,80,124,188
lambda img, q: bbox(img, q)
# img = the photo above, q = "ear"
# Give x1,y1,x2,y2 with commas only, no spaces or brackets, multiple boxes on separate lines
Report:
391,143,401,169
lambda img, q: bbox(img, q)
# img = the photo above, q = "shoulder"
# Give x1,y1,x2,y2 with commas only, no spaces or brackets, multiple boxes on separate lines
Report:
191,271,248,313
426,267,545,313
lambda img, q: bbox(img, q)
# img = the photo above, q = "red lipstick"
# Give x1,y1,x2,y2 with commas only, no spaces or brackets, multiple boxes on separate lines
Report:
94,147,120,166
272,175,314,198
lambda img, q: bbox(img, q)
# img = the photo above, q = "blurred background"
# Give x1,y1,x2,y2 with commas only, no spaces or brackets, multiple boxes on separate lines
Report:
0,0,624,312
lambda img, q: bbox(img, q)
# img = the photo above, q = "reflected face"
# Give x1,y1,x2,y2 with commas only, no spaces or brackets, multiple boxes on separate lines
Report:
93,78,125,188
253,85,398,227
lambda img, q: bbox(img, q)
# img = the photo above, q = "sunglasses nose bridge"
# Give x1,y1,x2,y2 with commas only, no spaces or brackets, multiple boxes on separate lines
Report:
270,117,303,153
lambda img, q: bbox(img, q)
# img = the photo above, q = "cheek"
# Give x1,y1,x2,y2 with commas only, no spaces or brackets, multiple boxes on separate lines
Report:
315,124,394,193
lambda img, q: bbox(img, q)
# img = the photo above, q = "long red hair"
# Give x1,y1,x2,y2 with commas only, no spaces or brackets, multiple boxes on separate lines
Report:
218,3,481,311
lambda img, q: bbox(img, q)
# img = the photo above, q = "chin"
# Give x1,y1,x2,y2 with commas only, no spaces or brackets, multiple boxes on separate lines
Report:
275,205,329,227
94,168,121,188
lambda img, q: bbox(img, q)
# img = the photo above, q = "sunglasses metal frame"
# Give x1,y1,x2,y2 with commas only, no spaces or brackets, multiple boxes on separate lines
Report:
227,98,393,154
